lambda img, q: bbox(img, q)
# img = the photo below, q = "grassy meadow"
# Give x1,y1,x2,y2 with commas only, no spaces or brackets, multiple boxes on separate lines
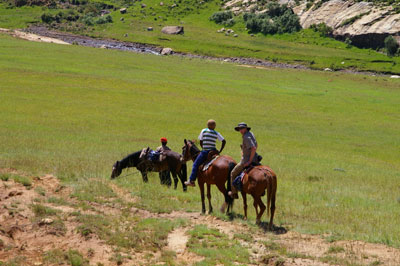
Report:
1,1,400,74
1,32,400,251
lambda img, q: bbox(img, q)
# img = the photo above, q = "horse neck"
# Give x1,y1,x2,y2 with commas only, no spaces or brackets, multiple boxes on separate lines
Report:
119,151,141,169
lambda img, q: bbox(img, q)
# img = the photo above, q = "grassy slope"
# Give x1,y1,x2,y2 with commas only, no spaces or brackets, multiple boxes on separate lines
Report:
0,34,400,247
1,1,400,73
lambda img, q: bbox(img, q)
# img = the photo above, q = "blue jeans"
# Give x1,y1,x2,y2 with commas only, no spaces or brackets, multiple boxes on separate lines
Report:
189,150,210,182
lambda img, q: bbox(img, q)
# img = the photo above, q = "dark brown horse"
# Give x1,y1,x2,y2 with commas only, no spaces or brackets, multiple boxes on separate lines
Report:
238,165,277,230
111,149,187,191
182,139,236,214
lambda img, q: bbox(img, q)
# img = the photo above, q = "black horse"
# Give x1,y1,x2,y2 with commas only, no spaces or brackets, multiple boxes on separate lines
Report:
111,150,187,191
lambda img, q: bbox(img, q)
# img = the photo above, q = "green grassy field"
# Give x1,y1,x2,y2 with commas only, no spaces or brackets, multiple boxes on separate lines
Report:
1,33,400,250
1,1,400,74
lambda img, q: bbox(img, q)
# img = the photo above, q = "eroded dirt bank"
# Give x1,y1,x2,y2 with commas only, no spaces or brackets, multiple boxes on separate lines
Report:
1,168,400,265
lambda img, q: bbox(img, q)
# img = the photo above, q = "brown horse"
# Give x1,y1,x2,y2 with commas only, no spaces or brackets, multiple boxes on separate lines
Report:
238,165,277,230
182,139,236,214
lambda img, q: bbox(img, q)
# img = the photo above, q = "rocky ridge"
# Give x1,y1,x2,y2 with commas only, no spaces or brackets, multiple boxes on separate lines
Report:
224,0,400,47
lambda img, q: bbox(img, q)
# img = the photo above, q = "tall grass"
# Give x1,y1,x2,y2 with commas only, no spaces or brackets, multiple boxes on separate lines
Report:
0,34,399,247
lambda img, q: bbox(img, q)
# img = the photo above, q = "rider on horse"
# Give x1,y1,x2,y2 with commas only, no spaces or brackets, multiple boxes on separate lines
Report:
229,122,259,199
184,119,226,187
157,137,172,185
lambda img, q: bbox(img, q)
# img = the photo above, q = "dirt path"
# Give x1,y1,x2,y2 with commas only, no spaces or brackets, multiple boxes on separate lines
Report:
1,168,400,265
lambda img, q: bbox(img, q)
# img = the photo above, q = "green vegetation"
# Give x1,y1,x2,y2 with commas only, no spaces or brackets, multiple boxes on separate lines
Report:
384,35,399,57
209,10,234,26
0,35,399,250
43,249,89,266
243,3,301,35
11,174,32,187
31,204,59,216
188,224,249,265
1,0,400,73
309,22,333,37
340,12,370,27
0,173,10,181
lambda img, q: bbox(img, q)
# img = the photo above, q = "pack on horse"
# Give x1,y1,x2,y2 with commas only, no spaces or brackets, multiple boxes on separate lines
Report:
233,165,277,230
182,139,235,214
110,149,188,191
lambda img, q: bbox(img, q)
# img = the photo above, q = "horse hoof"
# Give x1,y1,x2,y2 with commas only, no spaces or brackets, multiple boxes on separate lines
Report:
208,210,213,214
243,217,247,221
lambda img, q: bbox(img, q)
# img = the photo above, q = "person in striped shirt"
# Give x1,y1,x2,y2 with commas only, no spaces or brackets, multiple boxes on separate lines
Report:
184,119,226,187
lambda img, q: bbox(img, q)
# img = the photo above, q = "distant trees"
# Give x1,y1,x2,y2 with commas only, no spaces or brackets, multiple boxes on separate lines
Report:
209,11,235,26
243,3,301,35
384,35,399,57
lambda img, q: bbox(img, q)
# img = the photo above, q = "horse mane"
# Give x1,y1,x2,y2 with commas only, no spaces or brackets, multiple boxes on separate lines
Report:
189,140,200,154
118,150,142,169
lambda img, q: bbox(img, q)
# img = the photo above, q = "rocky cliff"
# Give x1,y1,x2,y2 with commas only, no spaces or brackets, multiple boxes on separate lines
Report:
224,0,400,48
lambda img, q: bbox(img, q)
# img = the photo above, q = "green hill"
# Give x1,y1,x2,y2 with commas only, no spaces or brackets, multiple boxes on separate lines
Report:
1,0,400,73
1,33,399,250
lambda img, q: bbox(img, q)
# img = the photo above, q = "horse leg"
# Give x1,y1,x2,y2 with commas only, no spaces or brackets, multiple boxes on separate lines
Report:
199,181,206,214
216,183,229,214
206,183,213,214
171,171,178,190
269,184,277,231
241,192,247,220
141,171,148,183
178,164,187,191
255,195,266,225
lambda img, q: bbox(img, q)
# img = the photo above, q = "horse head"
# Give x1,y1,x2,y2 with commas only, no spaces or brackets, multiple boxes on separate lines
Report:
182,139,199,161
110,160,122,179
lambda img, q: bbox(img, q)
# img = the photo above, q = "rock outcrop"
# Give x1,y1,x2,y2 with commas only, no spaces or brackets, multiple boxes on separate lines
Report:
223,0,400,48
161,26,184,35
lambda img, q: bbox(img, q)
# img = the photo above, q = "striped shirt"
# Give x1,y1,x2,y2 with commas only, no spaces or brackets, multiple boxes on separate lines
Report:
198,128,224,151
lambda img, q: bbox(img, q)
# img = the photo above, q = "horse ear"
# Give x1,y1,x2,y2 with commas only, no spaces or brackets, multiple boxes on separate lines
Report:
184,139,187,144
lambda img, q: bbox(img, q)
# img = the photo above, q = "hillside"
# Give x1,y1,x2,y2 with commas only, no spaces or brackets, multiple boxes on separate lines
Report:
225,0,400,48
0,33,400,265
1,0,400,73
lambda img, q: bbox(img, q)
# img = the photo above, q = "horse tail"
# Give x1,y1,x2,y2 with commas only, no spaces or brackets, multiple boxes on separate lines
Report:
225,162,236,209
265,172,272,217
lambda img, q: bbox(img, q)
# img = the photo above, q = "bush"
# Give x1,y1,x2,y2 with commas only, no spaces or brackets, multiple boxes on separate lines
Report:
243,4,301,35
209,11,234,25
41,13,54,23
384,35,399,57
96,15,112,24
310,23,333,37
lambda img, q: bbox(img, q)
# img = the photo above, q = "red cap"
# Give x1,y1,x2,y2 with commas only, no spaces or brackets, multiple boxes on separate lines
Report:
160,137,167,143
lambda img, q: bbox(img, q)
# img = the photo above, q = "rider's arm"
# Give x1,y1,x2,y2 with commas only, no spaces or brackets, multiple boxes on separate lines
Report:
198,129,204,149
219,139,226,153
246,146,257,166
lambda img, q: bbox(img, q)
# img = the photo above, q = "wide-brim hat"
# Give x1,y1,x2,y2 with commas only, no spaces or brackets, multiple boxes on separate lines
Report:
235,122,251,131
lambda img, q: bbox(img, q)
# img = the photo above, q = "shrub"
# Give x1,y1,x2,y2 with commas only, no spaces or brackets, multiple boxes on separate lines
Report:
41,13,54,23
209,11,234,25
384,35,399,57
244,4,301,35
310,23,333,37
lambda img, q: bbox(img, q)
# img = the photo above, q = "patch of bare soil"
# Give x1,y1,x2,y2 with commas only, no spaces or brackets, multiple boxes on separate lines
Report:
0,169,112,265
1,168,400,265
0,28,69,45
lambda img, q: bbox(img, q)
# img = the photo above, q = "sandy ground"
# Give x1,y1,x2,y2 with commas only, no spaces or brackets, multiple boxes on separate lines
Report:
0,28,69,45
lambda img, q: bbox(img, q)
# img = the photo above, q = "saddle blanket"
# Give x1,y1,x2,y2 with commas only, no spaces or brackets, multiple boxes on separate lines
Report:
148,150,161,162
202,156,219,171
233,171,246,191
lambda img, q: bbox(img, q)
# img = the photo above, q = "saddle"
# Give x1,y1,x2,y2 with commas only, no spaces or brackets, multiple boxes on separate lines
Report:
232,155,263,191
200,150,220,171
